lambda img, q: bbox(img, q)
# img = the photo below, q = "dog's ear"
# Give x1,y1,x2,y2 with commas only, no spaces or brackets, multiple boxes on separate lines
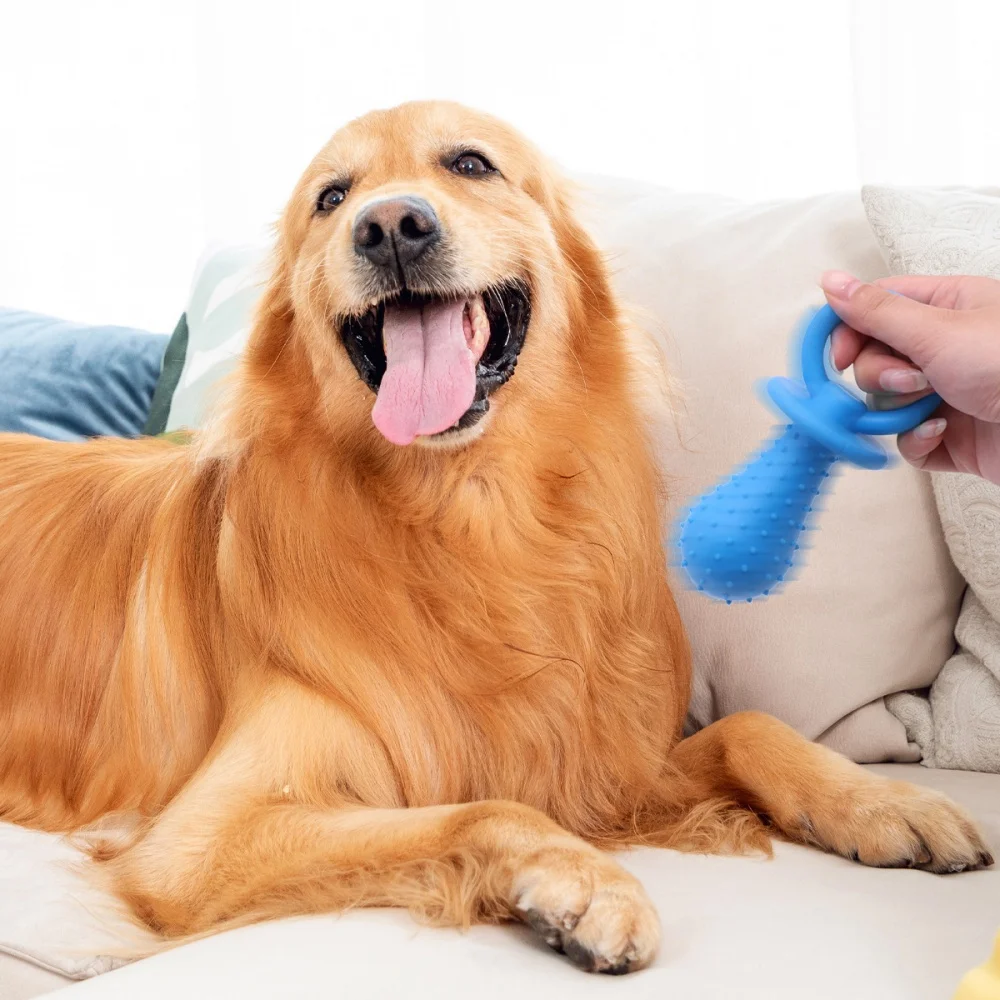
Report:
525,166,616,319
244,241,295,373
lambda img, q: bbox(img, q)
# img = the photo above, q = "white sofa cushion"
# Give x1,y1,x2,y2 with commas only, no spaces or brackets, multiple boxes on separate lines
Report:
0,955,67,1000
0,822,136,984
5,764,987,1000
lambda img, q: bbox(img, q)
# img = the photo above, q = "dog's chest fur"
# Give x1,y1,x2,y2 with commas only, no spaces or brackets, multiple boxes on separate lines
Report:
249,458,679,829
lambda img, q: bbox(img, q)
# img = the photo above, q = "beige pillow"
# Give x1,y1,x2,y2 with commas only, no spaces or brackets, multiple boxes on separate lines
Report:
862,185,1000,772
583,179,963,762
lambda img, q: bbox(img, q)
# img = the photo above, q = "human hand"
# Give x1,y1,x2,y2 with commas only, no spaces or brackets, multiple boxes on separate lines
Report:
822,271,1000,483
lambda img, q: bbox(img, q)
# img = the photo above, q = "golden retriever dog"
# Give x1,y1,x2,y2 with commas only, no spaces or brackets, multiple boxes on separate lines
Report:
0,101,991,975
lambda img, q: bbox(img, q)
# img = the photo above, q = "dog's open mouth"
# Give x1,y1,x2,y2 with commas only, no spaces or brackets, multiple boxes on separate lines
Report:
339,282,531,445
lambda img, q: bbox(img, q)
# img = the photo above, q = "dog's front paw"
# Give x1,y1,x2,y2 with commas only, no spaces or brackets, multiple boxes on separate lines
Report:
512,848,659,974
799,777,994,874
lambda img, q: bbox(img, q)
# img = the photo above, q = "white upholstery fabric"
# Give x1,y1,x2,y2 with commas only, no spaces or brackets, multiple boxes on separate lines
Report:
1,766,989,1000
0,956,67,1000
0,822,137,986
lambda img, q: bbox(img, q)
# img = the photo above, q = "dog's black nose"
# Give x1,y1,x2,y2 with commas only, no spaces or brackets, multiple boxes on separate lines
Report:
352,196,440,270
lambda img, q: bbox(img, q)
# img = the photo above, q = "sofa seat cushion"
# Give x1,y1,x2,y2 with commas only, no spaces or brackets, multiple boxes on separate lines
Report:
3,764,996,1000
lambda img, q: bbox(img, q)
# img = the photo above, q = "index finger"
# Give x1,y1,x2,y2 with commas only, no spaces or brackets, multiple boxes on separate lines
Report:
820,273,954,368
830,322,863,371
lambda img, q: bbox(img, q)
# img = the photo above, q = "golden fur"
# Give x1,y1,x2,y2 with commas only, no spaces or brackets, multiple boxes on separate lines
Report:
0,102,990,974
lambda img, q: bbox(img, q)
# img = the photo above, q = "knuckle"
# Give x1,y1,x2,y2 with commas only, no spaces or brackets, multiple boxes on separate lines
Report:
858,290,894,326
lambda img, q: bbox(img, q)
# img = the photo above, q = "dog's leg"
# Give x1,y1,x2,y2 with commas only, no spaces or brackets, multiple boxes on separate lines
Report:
99,693,658,974
671,711,994,873
112,800,659,974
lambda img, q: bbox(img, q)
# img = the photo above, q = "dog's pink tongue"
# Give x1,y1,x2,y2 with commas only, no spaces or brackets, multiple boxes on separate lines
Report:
371,300,476,446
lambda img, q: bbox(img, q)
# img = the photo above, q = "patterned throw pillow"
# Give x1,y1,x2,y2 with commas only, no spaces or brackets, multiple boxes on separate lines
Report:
0,308,167,441
864,185,1000,772
143,245,268,435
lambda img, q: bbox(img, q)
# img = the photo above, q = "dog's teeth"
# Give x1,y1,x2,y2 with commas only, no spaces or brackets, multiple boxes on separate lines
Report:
468,295,490,359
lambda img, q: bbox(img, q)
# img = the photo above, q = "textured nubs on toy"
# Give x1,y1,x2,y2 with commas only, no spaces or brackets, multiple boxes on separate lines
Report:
674,303,942,604
677,427,835,603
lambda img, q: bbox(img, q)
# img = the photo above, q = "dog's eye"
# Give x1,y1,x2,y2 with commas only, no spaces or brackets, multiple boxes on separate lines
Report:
451,152,494,177
316,185,348,213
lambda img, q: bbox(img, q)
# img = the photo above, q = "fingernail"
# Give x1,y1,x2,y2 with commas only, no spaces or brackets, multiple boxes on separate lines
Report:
914,418,947,440
820,270,863,299
879,369,929,393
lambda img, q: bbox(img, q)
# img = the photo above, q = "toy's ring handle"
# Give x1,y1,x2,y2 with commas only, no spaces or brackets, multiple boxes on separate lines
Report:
800,304,941,435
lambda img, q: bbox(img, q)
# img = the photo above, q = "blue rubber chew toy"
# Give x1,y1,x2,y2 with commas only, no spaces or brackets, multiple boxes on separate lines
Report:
675,303,941,603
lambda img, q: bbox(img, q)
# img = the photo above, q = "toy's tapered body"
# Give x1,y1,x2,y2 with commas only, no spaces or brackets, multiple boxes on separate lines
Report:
678,427,833,602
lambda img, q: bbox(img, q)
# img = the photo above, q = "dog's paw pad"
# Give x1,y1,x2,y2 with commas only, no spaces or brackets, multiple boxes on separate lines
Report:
514,856,659,974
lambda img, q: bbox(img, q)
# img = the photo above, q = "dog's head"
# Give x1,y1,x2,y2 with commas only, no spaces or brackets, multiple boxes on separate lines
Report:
266,101,616,451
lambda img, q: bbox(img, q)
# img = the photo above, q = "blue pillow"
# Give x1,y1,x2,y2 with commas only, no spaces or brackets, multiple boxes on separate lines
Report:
0,308,168,440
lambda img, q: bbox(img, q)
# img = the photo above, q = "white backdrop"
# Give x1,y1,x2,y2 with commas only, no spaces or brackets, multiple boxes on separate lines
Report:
1,0,998,331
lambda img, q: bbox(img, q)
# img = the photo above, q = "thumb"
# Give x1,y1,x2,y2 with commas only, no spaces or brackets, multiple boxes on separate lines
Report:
820,270,952,367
